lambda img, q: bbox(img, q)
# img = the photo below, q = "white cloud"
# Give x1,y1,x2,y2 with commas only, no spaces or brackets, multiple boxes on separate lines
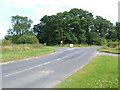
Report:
0,28,8,39
1,0,119,23
0,0,119,39
0,22,11,39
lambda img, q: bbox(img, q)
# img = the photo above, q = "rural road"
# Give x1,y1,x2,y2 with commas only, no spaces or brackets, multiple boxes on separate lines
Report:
1,47,99,88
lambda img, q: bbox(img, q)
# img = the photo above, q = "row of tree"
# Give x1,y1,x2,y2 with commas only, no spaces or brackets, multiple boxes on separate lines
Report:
33,8,119,45
5,8,120,45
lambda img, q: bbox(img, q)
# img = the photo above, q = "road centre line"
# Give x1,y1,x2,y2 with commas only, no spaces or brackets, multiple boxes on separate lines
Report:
5,48,75,77
55,48,75,54
56,49,78,61
5,62,50,77
56,55,69,61
5,52,71,77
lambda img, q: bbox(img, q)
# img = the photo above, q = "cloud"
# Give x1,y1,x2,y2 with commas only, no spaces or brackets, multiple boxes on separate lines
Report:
1,0,119,24
0,0,119,39
0,22,12,39
0,27,8,39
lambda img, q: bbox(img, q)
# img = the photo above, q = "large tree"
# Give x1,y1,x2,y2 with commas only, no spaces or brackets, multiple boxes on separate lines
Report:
33,8,114,45
8,15,33,36
115,22,120,41
5,15,38,44
93,16,113,38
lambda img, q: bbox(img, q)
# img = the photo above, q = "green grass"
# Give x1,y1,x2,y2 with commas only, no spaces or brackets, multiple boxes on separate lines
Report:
55,55,118,88
1,44,57,62
98,47,119,54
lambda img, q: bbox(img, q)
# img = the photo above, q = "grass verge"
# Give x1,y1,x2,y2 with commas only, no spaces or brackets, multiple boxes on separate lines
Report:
98,47,119,54
1,46,57,62
55,55,118,88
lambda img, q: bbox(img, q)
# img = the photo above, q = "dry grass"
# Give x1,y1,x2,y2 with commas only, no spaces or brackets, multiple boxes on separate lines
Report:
2,44,44,54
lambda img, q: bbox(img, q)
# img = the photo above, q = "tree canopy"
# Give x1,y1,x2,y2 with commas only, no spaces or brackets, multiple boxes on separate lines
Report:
33,8,118,45
5,15,39,44
8,15,33,36
5,8,119,45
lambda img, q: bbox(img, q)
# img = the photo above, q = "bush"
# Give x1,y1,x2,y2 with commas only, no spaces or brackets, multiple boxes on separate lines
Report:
11,35,20,44
107,42,120,48
95,37,107,46
2,39,11,45
17,35,39,44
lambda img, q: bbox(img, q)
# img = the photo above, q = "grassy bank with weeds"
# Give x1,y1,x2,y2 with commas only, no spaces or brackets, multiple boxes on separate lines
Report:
98,47,119,54
1,44,44,53
55,55,118,88
1,44,57,62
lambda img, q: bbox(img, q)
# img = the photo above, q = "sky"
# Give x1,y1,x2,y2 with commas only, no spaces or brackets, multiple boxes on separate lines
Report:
0,0,119,39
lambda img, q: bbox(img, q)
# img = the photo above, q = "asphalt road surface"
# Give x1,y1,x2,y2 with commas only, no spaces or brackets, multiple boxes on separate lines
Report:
1,47,99,88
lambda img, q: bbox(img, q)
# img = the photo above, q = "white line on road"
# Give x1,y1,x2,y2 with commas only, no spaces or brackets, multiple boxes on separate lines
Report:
5,62,51,77
56,55,69,61
55,48,75,54
56,48,79,61
56,59,60,61
5,48,75,77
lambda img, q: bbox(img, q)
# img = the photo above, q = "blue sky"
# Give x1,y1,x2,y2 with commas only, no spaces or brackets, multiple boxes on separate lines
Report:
0,0,119,39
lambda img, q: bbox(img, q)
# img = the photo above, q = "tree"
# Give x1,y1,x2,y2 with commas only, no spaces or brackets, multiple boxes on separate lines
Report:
106,22,119,42
93,16,113,38
8,15,33,36
95,37,107,45
5,15,34,44
33,8,114,45
115,22,120,41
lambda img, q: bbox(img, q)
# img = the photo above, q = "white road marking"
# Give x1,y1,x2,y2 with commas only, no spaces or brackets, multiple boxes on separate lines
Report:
56,48,80,61
56,59,60,61
1,48,75,65
5,62,50,77
5,48,75,77
55,48,75,54
56,54,71,61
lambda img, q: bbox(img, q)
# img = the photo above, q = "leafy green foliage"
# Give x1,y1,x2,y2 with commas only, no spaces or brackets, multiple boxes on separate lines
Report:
5,15,38,44
115,22,120,41
33,8,118,45
5,9,119,45
95,37,107,46
11,35,20,44
107,42,120,48
8,15,33,36
17,35,39,44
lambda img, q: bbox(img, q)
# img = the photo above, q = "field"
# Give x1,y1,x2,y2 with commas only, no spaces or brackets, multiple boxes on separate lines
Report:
1,44,56,62
55,55,118,88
